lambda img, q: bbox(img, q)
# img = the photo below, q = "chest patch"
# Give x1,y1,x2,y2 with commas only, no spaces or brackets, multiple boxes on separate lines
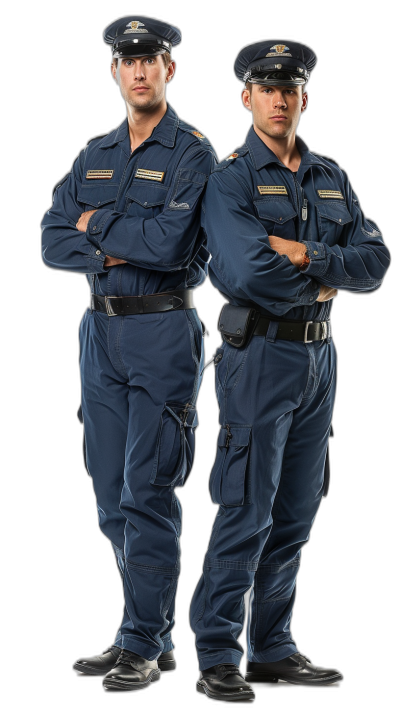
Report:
317,189,344,200
135,168,165,182
86,169,114,180
258,185,288,195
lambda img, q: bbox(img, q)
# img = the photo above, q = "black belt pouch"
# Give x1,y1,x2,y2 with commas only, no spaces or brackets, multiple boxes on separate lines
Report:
218,304,258,348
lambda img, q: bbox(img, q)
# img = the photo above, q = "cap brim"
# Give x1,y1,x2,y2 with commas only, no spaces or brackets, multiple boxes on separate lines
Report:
112,34,171,57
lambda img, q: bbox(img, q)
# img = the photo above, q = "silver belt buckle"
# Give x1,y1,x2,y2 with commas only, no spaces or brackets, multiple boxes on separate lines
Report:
105,296,117,317
304,321,313,343
321,321,328,340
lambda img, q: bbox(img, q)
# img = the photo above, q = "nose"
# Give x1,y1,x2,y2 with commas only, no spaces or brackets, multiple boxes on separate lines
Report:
134,63,146,80
273,92,287,108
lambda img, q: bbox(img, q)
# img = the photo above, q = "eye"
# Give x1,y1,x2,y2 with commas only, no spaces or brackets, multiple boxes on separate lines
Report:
145,58,155,64
124,59,134,67
263,88,273,94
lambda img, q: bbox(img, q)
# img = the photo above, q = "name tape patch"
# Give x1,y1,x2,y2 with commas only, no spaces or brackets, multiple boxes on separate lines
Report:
86,170,114,180
258,185,288,195
135,169,165,182
317,190,344,199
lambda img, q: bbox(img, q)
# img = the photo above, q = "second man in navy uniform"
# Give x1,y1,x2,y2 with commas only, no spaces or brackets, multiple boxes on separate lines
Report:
42,16,216,691
190,40,390,700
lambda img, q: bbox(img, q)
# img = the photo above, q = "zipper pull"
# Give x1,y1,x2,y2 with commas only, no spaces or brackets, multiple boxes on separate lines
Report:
225,424,232,448
302,198,308,221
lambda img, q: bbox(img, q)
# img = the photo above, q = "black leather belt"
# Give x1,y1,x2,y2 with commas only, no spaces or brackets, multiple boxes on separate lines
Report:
254,315,329,343
91,290,194,316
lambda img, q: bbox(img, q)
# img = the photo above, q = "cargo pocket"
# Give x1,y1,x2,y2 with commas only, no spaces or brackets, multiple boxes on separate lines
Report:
150,402,198,488
322,424,335,498
77,405,90,476
209,425,252,506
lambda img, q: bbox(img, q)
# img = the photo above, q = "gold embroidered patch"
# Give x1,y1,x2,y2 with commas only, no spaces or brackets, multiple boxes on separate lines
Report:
86,170,114,180
192,131,205,139
135,169,165,182
317,190,344,199
258,185,288,195
228,153,239,159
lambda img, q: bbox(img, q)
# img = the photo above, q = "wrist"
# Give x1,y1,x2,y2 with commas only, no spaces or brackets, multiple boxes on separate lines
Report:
299,246,310,271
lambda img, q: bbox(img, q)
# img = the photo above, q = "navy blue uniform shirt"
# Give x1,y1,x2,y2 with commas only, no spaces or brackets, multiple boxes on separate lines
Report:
204,127,390,320
42,105,217,297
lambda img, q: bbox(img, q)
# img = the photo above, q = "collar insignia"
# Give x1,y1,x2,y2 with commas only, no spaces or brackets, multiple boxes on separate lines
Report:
227,153,239,160
124,20,148,34
86,170,114,180
135,168,165,182
317,189,344,199
192,131,205,139
258,185,288,195
266,44,292,57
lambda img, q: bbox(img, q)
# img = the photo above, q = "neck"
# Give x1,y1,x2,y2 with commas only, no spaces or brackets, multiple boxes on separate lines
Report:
253,124,301,171
126,99,168,152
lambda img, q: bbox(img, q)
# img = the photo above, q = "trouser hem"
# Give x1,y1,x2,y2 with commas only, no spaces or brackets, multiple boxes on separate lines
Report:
121,635,162,661
198,650,242,671
248,643,298,663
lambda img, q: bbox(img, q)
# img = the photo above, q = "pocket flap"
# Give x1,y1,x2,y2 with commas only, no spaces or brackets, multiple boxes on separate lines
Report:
126,183,169,207
254,198,297,224
316,201,353,225
210,425,252,507
77,185,118,207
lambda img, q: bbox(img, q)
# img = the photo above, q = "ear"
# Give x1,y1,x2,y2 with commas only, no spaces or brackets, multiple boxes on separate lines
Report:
166,60,176,83
300,90,308,113
111,61,117,82
242,88,252,111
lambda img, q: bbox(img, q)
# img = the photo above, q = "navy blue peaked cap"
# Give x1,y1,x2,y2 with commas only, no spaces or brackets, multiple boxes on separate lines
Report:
104,16,181,58
234,40,317,87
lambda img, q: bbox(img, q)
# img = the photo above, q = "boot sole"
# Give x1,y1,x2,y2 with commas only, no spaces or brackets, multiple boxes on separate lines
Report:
196,681,255,701
245,672,343,685
74,659,175,675
103,669,161,690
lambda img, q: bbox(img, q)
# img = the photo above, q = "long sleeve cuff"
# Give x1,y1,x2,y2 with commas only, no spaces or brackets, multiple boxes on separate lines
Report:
300,241,327,278
86,242,108,273
86,209,114,245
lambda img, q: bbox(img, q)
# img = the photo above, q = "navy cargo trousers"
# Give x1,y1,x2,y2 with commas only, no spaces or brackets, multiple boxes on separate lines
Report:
79,306,203,660
190,332,336,669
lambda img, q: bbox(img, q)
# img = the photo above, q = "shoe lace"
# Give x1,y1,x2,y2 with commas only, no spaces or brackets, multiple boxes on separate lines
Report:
116,650,138,667
216,664,241,677
102,645,121,656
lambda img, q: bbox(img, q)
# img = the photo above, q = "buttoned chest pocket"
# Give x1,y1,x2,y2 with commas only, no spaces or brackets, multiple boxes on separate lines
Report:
77,185,118,212
125,183,169,218
316,202,353,246
253,198,297,240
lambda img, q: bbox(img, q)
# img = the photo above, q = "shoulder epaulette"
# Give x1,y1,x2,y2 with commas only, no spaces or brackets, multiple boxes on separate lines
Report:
178,120,212,146
214,146,248,171
86,133,108,146
315,153,340,167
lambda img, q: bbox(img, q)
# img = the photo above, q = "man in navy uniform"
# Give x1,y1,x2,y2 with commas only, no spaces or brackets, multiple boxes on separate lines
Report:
42,16,216,691
190,40,390,701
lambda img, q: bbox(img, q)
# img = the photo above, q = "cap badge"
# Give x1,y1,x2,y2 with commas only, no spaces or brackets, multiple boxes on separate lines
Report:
124,20,148,34
266,44,292,57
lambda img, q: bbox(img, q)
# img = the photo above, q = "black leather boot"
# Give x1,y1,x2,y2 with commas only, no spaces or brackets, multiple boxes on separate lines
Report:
246,653,343,685
74,646,175,674
103,650,160,690
197,664,255,701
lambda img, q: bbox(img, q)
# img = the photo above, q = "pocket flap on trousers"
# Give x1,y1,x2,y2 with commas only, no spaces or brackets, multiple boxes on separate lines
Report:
210,425,252,506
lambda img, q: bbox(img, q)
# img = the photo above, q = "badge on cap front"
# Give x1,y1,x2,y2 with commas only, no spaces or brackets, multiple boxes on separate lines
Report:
266,44,292,57
124,20,149,34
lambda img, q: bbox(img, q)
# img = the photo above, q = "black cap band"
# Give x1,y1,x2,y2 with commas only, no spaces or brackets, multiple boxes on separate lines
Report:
112,35,171,57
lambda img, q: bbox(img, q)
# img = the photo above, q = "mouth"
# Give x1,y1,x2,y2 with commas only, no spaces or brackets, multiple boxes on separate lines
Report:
133,86,150,93
270,115,287,121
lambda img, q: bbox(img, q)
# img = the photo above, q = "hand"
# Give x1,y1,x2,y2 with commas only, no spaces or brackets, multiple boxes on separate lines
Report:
76,209,97,232
268,236,306,268
104,255,127,267
316,285,338,302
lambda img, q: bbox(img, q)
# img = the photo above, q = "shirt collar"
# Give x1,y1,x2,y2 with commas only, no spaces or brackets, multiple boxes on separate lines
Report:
99,104,179,150
246,125,322,170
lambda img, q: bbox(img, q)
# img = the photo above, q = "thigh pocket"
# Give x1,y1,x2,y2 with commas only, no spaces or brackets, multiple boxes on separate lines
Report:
209,425,252,506
150,402,198,488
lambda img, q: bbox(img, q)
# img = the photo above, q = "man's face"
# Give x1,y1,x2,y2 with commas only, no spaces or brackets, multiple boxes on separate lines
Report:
242,84,307,139
111,54,175,109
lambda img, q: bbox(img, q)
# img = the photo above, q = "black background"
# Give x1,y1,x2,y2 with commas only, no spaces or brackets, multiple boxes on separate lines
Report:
32,2,397,711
